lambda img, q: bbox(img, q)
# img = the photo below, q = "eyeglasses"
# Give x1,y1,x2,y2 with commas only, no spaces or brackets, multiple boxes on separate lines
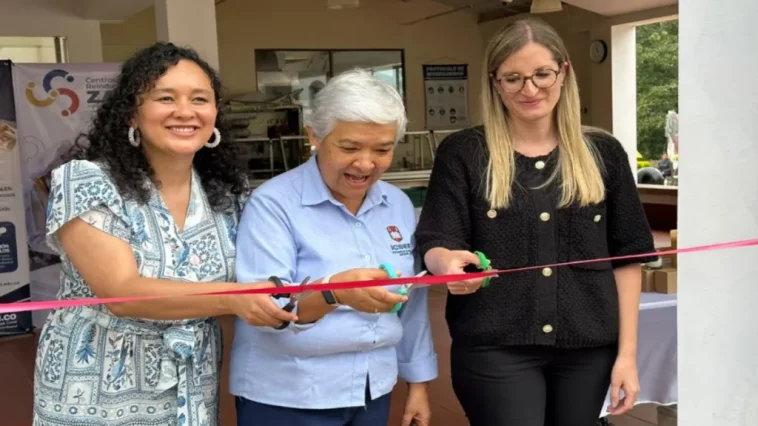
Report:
492,69,561,93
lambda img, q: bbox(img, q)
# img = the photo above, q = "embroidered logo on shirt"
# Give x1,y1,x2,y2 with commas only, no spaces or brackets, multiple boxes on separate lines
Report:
386,225,403,242
387,225,412,256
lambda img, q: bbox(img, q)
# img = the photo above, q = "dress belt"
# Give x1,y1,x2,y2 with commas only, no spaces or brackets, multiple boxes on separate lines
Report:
62,307,213,426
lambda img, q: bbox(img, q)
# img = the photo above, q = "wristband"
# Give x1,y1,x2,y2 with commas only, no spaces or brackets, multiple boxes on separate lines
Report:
321,274,339,306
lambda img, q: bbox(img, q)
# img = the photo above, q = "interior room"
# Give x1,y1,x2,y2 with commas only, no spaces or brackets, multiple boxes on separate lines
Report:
1,0,754,425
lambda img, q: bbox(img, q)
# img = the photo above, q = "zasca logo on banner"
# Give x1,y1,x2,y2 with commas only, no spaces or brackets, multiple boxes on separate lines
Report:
24,69,80,117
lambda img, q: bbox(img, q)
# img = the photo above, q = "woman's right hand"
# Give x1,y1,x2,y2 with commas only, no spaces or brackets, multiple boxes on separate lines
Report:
224,282,299,327
330,268,408,314
424,247,487,295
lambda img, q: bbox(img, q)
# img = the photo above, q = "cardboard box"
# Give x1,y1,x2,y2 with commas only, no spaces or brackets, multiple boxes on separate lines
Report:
641,267,656,292
654,267,677,294
670,229,678,268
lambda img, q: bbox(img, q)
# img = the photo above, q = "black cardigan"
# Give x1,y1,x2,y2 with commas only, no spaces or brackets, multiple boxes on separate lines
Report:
415,126,658,349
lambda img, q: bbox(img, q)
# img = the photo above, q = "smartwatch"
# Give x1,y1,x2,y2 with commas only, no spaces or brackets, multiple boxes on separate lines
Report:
320,274,339,306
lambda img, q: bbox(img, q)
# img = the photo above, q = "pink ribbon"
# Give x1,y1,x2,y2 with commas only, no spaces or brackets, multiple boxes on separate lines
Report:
2,238,757,315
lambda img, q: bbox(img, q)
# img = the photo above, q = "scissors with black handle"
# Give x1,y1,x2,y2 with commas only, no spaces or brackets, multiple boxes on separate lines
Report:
269,275,312,330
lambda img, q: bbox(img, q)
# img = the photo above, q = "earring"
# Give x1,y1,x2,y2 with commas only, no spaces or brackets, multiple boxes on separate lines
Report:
128,127,140,147
205,128,221,148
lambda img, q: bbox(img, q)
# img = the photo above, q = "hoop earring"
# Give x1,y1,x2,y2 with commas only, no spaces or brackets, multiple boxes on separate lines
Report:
205,128,221,148
128,127,140,147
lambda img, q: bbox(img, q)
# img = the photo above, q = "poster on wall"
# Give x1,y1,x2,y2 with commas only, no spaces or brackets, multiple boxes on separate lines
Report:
11,62,120,327
0,60,32,337
423,64,469,130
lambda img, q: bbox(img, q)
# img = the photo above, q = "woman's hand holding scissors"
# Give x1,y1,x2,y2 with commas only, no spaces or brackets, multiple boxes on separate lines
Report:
423,247,487,295
331,268,408,313
224,281,299,327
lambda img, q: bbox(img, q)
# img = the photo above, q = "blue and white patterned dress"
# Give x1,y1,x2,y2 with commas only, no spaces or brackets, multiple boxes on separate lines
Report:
33,159,245,426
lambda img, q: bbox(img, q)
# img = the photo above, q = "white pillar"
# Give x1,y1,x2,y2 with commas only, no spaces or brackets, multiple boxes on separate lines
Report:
154,0,219,70
610,23,637,173
678,1,758,424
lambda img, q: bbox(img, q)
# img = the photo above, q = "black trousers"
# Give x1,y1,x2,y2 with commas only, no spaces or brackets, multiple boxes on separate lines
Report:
450,343,617,426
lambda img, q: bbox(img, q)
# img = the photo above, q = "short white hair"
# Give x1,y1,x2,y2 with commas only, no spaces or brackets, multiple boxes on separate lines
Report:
305,68,407,143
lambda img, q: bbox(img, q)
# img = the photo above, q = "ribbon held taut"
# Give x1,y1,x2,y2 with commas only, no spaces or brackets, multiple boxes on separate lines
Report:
1,238,757,315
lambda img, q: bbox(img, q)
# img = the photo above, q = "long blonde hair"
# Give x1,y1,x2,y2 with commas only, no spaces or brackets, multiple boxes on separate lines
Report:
481,17,605,209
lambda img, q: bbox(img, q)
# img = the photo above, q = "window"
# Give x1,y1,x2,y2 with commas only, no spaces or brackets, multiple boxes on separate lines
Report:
254,49,405,115
0,36,66,63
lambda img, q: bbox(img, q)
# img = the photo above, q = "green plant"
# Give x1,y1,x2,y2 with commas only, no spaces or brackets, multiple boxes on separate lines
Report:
636,20,679,160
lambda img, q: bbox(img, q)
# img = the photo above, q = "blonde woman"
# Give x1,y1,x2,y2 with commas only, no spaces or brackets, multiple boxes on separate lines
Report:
416,18,657,426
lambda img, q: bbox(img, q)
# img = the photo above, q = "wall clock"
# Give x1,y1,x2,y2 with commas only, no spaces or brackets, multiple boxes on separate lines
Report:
590,39,608,63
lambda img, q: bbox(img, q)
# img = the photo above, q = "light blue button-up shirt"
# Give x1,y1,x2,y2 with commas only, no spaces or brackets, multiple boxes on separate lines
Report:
229,155,438,409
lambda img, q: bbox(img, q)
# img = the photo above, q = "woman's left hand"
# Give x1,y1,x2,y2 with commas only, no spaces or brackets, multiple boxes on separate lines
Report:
607,355,639,416
401,383,431,426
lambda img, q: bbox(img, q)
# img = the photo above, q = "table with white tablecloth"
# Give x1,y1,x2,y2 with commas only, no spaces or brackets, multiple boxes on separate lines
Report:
600,292,678,417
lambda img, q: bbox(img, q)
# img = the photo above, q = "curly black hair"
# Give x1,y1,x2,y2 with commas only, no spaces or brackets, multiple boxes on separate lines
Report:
67,42,248,213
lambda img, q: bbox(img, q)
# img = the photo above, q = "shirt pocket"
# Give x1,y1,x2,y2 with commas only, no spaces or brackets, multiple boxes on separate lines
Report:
564,203,612,270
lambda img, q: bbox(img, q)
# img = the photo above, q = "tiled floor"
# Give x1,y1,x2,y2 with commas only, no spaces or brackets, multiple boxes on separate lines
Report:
0,231,672,425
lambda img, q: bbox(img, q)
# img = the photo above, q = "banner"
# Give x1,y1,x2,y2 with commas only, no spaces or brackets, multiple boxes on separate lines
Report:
11,62,120,328
0,60,32,336
423,64,470,130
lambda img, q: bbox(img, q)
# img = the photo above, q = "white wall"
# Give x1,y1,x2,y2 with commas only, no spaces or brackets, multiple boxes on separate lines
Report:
678,0,758,424
0,0,103,62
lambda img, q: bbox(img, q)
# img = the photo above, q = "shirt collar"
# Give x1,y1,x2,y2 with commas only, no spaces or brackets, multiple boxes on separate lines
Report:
300,154,391,211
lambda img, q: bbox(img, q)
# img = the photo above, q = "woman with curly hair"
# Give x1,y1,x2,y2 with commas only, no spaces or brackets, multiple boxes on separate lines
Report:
32,42,298,426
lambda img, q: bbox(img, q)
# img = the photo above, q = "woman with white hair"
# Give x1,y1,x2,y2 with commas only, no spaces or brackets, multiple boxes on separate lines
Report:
229,69,437,426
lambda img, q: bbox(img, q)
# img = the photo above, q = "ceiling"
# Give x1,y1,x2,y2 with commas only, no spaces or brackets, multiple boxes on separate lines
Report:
0,0,154,21
423,0,535,22
561,0,677,16
59,0,154,21
1,0,677,23
428,0,677,22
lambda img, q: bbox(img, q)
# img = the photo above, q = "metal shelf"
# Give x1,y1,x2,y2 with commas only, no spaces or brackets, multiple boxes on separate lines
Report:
241,129,465,188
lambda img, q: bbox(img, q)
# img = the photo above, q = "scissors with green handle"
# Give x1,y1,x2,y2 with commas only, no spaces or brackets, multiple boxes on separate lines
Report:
378,263,428,314
474,250,493,288
380,252,492,313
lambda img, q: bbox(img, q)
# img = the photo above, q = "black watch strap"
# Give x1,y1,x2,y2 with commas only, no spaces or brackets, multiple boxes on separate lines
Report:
321,290,338,306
